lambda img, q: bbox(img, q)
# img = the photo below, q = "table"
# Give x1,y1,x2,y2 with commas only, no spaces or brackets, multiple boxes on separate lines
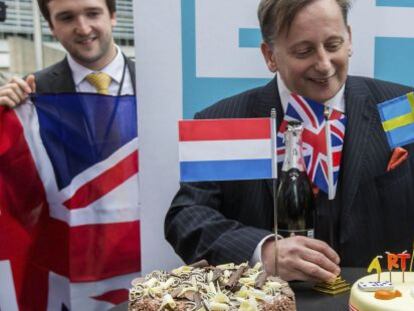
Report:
292,267,362,310
111,267,364,311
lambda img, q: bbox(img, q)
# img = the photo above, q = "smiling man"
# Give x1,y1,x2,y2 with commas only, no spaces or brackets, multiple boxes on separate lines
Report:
0,0,138,309
165,0,414,283
0,0,135,105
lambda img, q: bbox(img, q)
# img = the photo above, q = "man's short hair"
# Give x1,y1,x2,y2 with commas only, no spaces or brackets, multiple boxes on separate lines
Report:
37,0,116,26
258,0,351,45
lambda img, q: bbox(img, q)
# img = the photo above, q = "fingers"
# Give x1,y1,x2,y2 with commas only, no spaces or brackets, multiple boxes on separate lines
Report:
26,74,36,93
301,249,341,280
297,253,340,282
9,76,32,94
269,236,341,282
0,76,34,108
303,237,340,264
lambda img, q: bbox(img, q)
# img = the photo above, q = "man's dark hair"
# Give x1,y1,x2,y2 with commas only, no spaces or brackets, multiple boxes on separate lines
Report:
37,0,116,26
258,0,351,45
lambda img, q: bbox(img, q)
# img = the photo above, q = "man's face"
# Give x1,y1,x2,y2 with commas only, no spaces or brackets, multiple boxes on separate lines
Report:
48,0,117,70
261,0,352,103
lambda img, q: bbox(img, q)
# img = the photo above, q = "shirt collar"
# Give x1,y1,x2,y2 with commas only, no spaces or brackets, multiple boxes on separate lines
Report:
67,45,125,86
276,74,346,114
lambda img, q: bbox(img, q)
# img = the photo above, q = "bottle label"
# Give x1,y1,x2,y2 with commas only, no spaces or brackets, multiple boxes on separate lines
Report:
278,229,314,238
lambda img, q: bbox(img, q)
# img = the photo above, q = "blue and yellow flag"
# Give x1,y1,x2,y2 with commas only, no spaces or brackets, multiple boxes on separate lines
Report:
378,92,414,149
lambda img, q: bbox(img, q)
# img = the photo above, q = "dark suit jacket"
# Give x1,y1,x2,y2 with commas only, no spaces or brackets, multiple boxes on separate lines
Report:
33,56,136,94
165,76,414,267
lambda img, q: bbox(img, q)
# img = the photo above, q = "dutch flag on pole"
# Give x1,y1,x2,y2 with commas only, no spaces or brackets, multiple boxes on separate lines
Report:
179,118,277,182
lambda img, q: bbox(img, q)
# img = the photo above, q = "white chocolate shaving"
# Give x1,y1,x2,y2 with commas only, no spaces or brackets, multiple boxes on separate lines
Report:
209,302,229,311
212,293,230,304
158,293,176,310
171,265,193,275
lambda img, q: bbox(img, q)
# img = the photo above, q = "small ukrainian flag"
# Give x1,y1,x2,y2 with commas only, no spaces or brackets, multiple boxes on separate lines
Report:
378,92,414,149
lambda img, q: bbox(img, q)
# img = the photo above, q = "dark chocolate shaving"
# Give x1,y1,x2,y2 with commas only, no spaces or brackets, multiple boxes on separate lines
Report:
193,292,202,310
255,271,268,288
211,268,223,283
189,259,209,268
225,265,247,290
170,287,183,298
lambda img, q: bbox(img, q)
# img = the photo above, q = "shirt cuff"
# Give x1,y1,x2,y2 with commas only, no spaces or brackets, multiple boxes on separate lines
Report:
249,234,283,266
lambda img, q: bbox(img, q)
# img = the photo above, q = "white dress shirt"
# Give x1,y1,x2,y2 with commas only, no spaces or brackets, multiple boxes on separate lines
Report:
67,45,134,96
250,74,346,266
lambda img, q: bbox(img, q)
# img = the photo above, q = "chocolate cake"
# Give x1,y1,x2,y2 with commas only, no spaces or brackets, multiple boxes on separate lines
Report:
129,261,296,311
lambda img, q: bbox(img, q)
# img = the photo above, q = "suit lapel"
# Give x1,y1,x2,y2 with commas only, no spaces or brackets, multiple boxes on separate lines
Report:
339,77,377,242
49,58,77,93
251,77,284,198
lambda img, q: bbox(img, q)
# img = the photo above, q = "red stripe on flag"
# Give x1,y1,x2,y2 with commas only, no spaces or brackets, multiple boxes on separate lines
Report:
34,218,141,282
331,124,345,139
64,150,139,210
0,106,49,310
179,118,271,141
333,151,342,166
292,94,318,128
92,289,129,305
330,109,343,120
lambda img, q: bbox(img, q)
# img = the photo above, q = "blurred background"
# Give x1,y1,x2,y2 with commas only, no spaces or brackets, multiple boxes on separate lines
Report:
0,0,134,85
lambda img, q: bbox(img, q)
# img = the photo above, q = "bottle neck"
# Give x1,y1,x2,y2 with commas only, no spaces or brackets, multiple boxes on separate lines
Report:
282,124,306,172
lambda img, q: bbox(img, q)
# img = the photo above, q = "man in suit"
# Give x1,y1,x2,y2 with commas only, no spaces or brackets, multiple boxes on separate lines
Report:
0,0,134,101
165,0,414,283
0,0,138,308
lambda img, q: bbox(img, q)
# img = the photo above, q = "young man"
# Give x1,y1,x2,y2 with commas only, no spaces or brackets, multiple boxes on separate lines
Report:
165,0,414,283
0,0,135,103
0,0,138,309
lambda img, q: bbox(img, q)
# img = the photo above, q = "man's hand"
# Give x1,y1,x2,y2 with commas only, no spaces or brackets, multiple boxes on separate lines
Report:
261,235,341,282
0,74,36,108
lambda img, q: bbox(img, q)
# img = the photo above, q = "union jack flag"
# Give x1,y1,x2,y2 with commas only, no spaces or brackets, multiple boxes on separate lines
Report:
0,93,140,310
277,94,347,198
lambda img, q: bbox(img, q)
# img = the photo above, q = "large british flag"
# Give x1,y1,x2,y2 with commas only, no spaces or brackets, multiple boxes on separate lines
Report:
277,94,347,198
0,93,140,310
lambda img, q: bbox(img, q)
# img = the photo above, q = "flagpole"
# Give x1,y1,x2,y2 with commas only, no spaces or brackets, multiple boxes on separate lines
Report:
324,105,335,249
324,106,334,200
271,108,279,276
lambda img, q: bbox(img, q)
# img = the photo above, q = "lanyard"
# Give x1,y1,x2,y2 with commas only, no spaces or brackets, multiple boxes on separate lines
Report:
116,53,128,96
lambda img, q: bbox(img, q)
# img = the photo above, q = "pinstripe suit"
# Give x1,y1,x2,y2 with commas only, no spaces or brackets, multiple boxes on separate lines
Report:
165,75,414,267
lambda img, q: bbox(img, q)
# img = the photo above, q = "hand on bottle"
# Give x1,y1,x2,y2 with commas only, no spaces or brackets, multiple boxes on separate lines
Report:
0,74,36,108
261,235,340,282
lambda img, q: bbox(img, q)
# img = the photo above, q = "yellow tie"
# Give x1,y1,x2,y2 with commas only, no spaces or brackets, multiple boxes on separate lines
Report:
86,72,111,95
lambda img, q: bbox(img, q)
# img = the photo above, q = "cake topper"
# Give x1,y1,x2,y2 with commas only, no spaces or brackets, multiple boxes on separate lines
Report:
367,255,383,282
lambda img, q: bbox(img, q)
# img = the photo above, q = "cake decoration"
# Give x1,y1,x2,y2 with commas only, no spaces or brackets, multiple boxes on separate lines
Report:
386,253,399,282
398,251,411,282
367,255,382,282
357,281,393,292
128,261,296,311
374,289,402,300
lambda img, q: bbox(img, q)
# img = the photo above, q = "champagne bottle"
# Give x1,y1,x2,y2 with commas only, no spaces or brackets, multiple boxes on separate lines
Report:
277,121,315,238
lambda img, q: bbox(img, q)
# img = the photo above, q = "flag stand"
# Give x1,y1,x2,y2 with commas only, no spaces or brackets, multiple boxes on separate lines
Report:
313,105,350,295
270,108,279,276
